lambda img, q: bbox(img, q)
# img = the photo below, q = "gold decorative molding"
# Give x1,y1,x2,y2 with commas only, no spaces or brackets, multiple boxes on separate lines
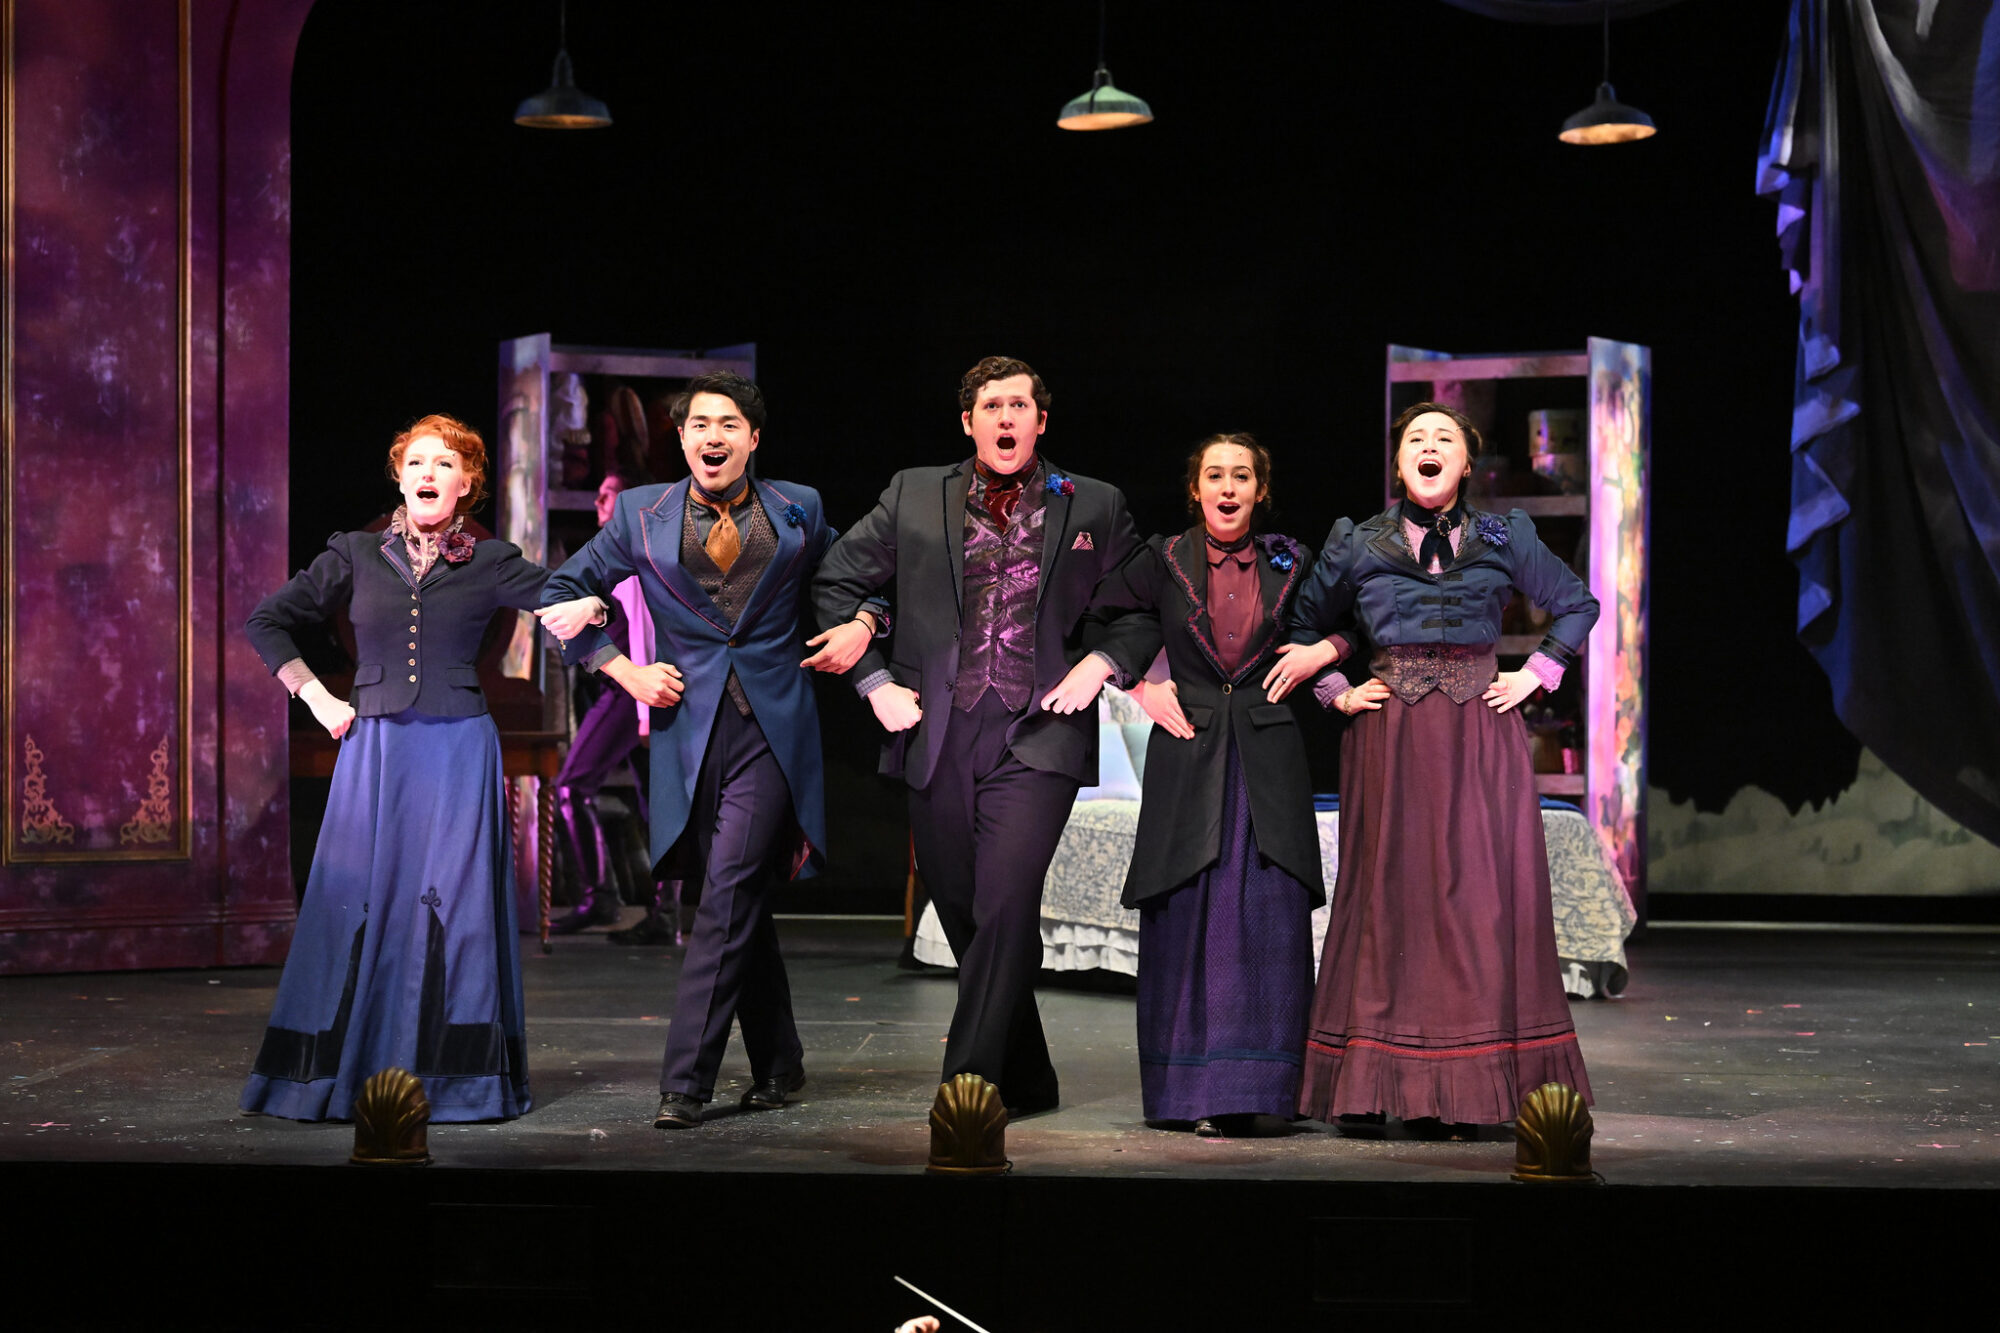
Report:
350,1068,432,1166
1512,1081,1599,1184
18,736,73,845
3,0,195,863
926,1073,1010,1176
119,738,174,845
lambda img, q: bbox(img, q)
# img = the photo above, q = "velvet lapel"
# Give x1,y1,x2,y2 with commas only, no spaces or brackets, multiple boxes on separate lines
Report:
1250,533,1306,669
639,480,729,634
376,529,417,591
1449,505,1493,569
1163,526,1229,681
1366,504,1422,571
942,462,971,617
1035,456,1071,608
735,478,807,631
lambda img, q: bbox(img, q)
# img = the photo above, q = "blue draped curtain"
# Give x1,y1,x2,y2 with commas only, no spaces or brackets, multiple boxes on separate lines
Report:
1759,0,2000,845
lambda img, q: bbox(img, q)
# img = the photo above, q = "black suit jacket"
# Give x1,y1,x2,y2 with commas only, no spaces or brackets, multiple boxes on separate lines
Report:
247,529,549,718
1091,527,1325,907
812,455,1153,790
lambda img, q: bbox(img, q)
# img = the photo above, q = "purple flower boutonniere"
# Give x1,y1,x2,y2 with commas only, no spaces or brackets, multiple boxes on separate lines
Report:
783,502,807,528
1475,514,1509,548
1046,473,1075,497
439,530,476,565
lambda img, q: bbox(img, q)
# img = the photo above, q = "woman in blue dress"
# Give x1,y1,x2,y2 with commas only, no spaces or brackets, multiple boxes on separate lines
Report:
240,415,550,1122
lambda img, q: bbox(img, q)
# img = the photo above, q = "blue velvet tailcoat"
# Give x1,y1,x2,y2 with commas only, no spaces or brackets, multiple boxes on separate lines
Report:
542,477,834,880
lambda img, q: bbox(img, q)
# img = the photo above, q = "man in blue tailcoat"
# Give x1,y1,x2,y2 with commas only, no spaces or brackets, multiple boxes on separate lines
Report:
539,372,878,1127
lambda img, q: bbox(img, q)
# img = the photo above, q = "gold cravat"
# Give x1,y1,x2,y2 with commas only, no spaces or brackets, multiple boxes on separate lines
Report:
695,491,741,574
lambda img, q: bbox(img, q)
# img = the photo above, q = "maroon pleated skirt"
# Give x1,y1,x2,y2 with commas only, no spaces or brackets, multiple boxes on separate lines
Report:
1298,686,1591,1125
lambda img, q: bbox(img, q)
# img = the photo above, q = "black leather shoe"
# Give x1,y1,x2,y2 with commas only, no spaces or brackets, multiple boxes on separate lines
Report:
608,912,677,947
1193,1117,1222,1138
549,893,623,936
1336,1112,1387,1138
654,1092,702,1129
1402,1116,1450,1141
738,1069,806,1111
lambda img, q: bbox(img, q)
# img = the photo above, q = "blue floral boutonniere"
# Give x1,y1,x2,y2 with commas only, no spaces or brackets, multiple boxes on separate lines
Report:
1475,514,1509,548
783,502,807,528
1260,533,1298,571
1046,473,1076,497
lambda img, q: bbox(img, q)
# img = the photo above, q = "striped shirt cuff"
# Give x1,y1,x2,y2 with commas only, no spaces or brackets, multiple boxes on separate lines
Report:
1525,651,1565,692
1313,671,1354,711
276,658,318,697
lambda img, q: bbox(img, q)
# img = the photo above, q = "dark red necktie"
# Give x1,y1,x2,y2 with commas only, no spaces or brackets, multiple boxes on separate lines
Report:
984,478,1022,529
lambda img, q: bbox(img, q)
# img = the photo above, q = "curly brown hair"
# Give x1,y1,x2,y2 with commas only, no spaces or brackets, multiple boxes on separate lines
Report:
958,356,1050,415
1388,401,1483,498
386,413,489,513
1184,432,1275,520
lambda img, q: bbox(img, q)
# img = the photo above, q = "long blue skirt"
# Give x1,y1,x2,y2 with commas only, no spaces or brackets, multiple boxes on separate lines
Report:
240,711,532,1122
1136,742,1314,1123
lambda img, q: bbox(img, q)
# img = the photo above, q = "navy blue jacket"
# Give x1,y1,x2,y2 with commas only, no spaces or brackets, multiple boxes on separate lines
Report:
543,477,835,880
1290,505,1598,665
247,529,550,718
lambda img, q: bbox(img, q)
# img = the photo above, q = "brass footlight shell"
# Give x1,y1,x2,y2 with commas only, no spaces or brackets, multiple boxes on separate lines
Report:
349,1068,432,1166
926,1073,1010,1176
1512,1081,1597,1184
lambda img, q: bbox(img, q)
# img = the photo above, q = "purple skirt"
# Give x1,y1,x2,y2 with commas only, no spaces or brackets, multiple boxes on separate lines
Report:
1299,688,1591,1125
1137,742,1314,1123
240,711,531,1122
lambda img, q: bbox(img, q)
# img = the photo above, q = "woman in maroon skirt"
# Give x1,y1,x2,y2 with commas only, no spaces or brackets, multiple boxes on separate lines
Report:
1095,434,1324,1137
1269,402,1598,1139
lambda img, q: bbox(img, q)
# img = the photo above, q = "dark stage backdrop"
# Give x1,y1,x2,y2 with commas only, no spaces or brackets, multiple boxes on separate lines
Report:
287,0,1869,902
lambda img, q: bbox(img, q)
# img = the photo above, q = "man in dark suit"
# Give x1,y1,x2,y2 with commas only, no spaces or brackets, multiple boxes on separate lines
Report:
813,355,1152,1115
539,372,876,1128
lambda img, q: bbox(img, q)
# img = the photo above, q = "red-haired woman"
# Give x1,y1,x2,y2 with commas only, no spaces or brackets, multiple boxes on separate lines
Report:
239,415,550,1122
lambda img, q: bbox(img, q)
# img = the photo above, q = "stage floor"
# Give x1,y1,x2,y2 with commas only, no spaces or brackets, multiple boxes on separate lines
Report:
6,917,1997,1188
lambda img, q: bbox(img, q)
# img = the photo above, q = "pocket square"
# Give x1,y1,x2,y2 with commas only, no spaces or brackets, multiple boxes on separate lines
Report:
1071,531,1094,550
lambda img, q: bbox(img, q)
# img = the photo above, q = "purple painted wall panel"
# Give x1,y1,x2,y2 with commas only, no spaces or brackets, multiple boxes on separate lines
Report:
8,0,186,859
1,0,313,974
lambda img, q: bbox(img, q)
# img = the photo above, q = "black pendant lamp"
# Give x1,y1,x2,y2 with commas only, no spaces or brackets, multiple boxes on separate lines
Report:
515,0,612,130
1057,0,1153,131
1559,2,1654,145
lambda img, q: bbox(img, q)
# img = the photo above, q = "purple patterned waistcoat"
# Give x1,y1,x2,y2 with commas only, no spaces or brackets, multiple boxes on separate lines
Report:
954,470,1046,712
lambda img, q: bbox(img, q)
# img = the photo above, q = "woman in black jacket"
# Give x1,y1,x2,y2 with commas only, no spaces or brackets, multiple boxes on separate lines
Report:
238,415,552,1122
1095,434,1326,1137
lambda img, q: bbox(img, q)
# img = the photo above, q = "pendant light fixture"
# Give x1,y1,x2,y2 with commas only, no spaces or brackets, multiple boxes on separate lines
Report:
1559,1,1655,145
515,0,613,130
1057,0,1153,131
